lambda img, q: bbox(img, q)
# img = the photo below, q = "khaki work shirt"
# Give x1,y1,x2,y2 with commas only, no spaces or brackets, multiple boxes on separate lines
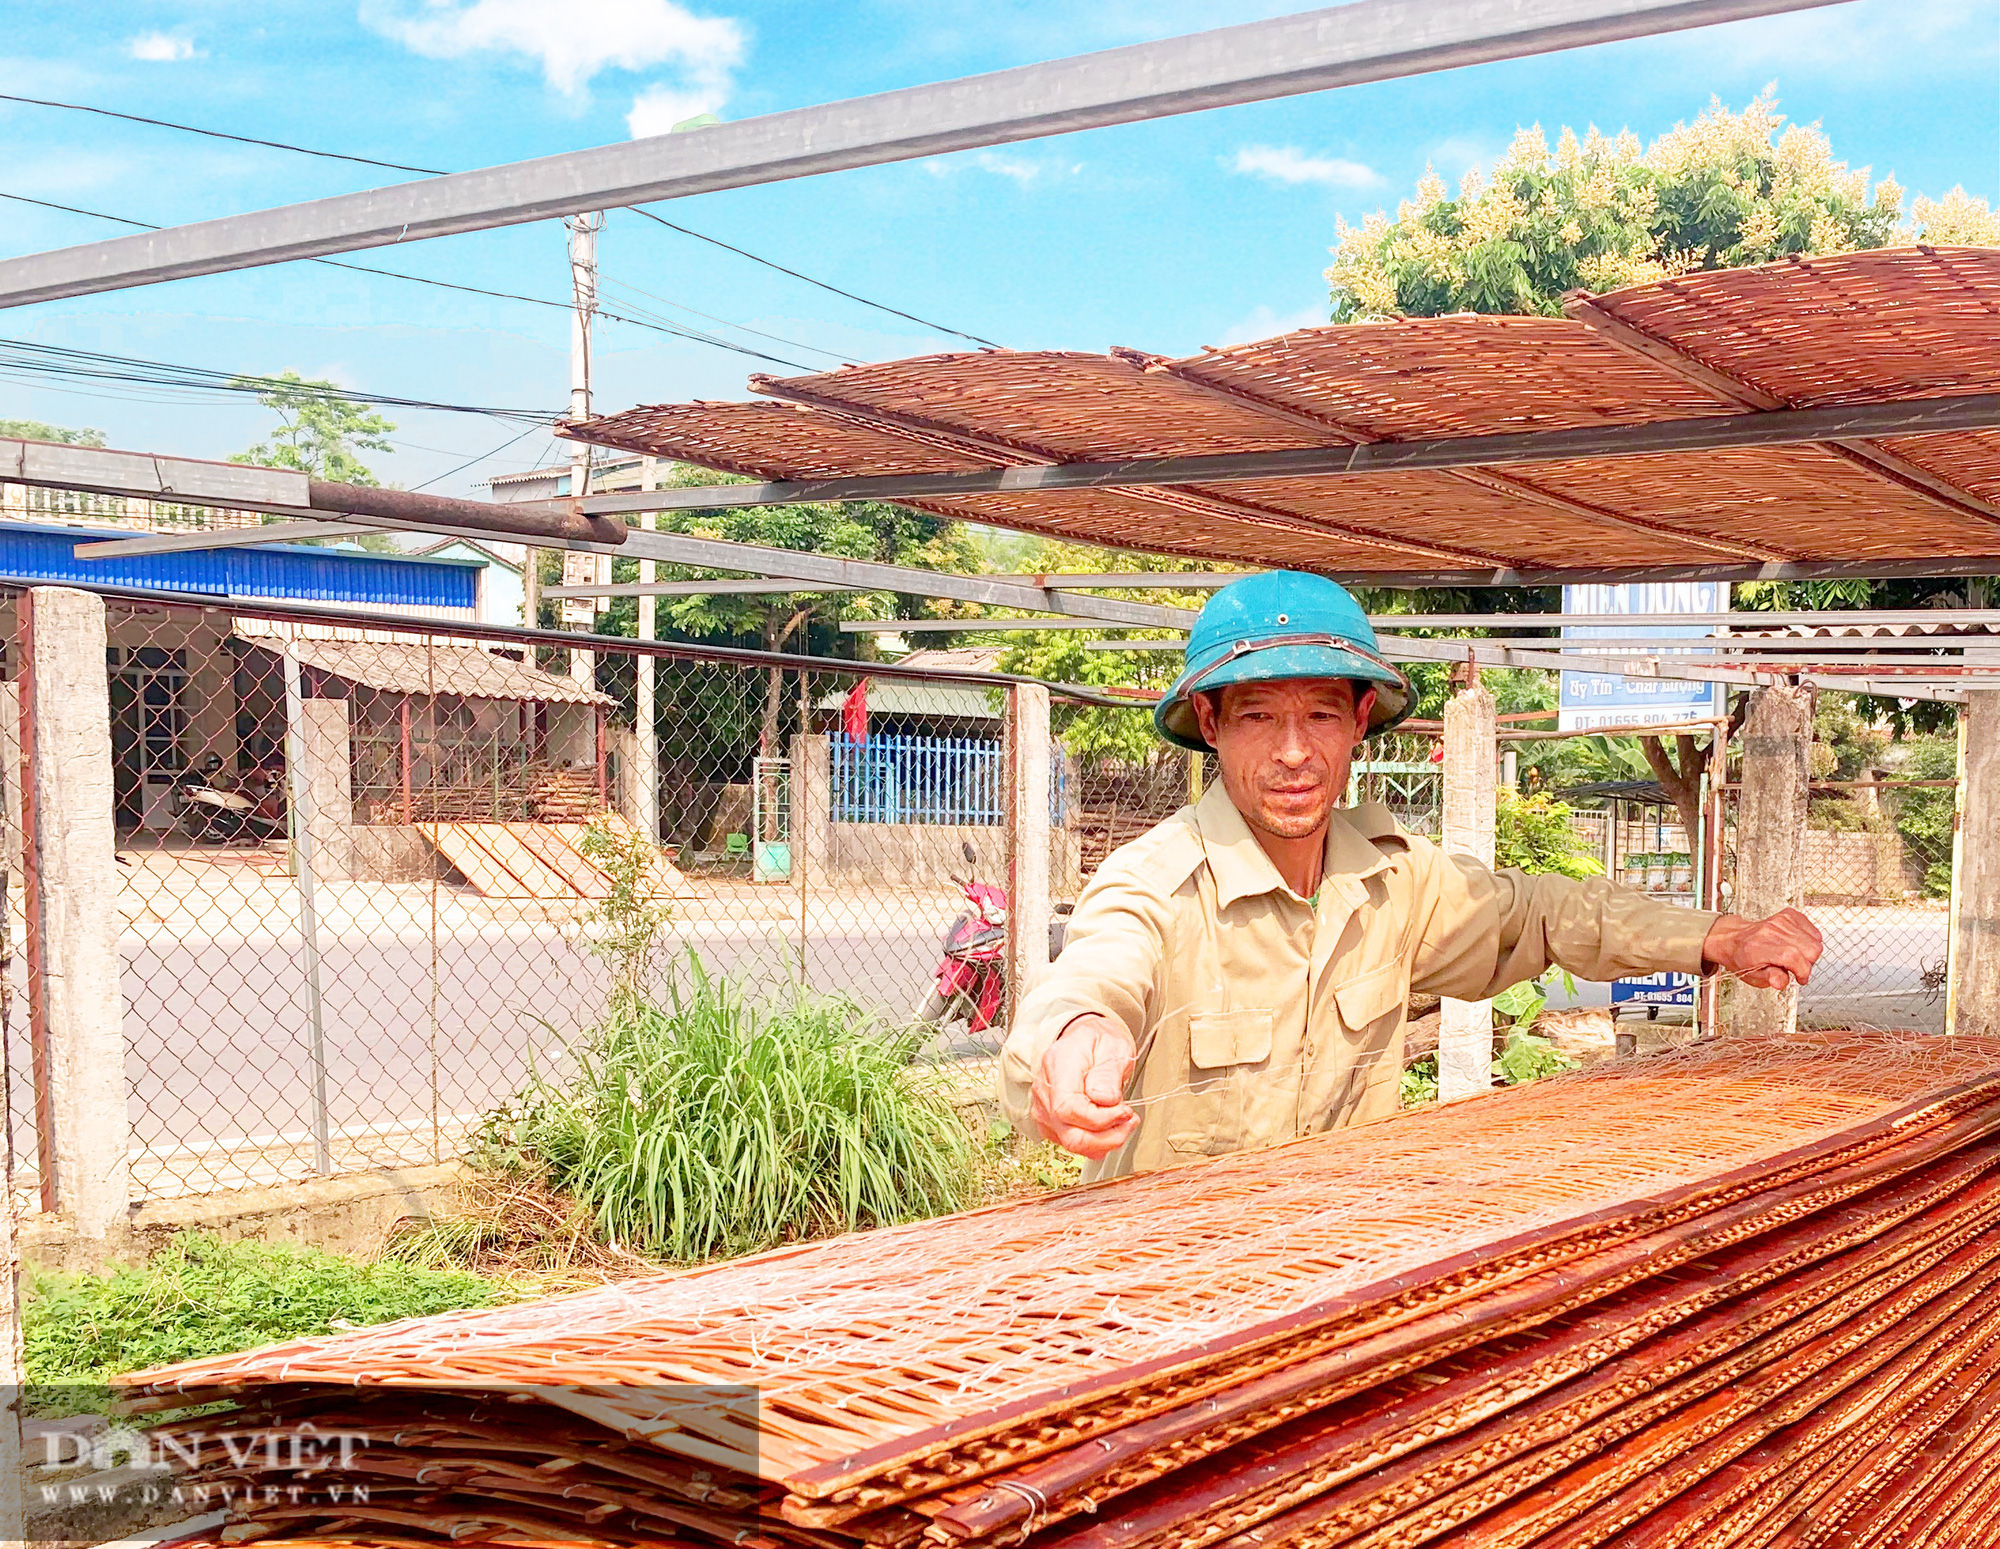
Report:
1000,783,1717,1181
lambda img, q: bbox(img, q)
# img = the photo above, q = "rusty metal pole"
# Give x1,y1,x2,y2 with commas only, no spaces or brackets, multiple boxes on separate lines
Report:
595,707,608,810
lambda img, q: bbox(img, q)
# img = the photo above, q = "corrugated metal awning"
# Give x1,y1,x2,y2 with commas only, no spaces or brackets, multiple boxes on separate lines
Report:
236,630,611,706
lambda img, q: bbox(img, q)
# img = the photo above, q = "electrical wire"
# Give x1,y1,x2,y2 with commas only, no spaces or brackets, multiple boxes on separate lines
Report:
0,190,822,371
624,205,1002,348
0,91,442,175
594,273,854,365
3,91,1003,349
0,336,557,421
409,425,549,492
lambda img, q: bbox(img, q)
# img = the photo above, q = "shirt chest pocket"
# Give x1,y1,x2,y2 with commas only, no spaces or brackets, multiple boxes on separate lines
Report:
1166,1007,1278,1160
1330,960,1409,1093
1188,1007,1274,1069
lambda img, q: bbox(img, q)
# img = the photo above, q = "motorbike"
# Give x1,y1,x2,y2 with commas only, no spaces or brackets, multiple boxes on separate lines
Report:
914,841,1071,1050
172,757,287,845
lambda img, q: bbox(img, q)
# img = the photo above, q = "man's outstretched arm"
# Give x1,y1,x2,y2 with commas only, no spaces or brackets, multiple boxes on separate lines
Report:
1410,847,1822,1000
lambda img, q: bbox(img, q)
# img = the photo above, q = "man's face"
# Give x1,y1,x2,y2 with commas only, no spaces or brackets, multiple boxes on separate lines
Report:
1193,678,1376,841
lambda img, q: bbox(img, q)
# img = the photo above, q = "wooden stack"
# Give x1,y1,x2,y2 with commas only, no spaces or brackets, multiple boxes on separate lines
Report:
531,768,609,823
121,1031,1996,1549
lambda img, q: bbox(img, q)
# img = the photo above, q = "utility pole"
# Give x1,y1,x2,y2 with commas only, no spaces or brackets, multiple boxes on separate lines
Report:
563,212,605,686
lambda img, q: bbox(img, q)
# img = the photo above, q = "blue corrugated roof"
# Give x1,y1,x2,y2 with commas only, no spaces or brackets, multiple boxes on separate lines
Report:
0,521,479,609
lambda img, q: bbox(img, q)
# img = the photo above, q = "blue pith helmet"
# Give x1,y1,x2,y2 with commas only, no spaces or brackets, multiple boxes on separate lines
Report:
1153,571,1413,751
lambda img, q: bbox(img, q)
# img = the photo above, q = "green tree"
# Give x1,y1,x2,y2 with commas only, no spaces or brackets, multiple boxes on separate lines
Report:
587,463,981,754
229,371,396,485
1325,90,1992,320
1887,734,1959,896
995,541,1236,763
0,418,105,447
1323,92,1997,805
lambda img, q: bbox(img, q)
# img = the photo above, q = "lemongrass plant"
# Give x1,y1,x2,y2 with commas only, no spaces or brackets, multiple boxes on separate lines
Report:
496,954,977,1262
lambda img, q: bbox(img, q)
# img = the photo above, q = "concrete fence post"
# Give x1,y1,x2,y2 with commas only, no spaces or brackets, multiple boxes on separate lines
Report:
1947,691,1998,1038
300,697,353,882
1008,683,1054,1015
1437,682,1497,1102
791,733,830,897
1723,684,1812,1038
20,586,130,1239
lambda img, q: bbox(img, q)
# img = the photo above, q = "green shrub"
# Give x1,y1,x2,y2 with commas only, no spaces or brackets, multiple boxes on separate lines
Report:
1495,792,1604,879
25,1232,497,1394
1401,1055,1439,1107
1888,735,1958,896
1493,1029,1580,1085
1807,795,1878,833
492,954,977,1261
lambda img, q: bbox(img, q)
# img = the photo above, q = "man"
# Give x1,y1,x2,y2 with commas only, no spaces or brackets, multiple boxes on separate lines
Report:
1000,572,1822,1180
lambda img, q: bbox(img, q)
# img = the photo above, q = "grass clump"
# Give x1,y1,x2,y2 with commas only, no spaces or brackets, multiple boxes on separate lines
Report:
487,954,978,1262
25,1231,498,1395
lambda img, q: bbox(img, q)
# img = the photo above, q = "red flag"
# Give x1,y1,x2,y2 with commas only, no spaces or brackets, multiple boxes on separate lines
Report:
842,678,870,745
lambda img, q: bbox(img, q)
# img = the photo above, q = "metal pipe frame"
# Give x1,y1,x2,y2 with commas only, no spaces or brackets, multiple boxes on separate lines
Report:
845,609,2000,631
573,394,1999,510
0,577,1151,708
26,430,1995,599
0,0,1849,310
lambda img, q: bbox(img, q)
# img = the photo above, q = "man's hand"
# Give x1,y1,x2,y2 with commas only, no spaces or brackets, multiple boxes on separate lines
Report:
1702,908,1824,990
1032,1014,1138,1160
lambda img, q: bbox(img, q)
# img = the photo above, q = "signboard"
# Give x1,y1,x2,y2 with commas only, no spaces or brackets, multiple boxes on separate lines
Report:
1610,971,1697,1010
1558,581,1727,732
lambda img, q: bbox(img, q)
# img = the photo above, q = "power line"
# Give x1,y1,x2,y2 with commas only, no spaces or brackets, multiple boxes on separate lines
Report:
0,91,443,175
3,90,1003,348
624,206,1002,348
0,190,822,371
0,336,557,421
594,273,854,365
409,425,547,491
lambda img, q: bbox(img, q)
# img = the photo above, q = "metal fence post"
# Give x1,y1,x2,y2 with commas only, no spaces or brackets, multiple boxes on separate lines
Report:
1947,692,1998,1038
20,586,130,1238
1438,680,1496,1101
1007,683,1053,1015
282,646,333,1176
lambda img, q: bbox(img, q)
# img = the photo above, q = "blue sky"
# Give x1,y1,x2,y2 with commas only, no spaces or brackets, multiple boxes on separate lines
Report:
2,0,1994,498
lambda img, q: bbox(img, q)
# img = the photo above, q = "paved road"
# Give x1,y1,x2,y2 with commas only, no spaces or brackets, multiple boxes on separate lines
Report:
3,901,1947,1185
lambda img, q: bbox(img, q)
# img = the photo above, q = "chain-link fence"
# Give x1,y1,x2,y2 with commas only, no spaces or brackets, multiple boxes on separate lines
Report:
1715,777,1956,1034
0,587,1152,1205
1,580,1980,1210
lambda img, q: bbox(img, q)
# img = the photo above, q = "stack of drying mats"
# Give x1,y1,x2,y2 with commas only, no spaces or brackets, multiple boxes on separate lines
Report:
129,1031,1997,1549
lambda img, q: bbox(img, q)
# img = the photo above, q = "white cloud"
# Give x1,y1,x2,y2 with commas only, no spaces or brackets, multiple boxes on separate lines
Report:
127,32,200,61
364,0,744,95
917,150,1079,186
1228,144,1379,189
1426,135,1498,180
1213,302,1325,348
627,85,725,137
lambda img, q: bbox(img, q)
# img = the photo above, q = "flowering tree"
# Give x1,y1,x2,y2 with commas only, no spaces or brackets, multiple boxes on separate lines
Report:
1326,91,1997,321
1322,91,1996,807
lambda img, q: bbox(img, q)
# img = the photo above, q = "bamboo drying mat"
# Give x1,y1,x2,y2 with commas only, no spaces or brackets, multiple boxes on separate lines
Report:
568,246,2000,575
125,1033,1993,1487
120,1030,1997,1549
